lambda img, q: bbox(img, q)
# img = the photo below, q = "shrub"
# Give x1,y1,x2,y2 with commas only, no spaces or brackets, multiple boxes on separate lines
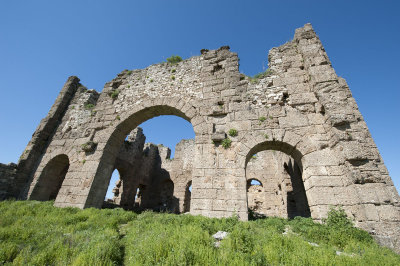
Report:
171,69,176,73
324,206,353,228
249,68,274,84
81,141,97,153
171,75,175,80
228,129,238,137
126,70,132,75
166,55,182,64
84,103,94,110
108,89,119,99
259,116,266,122
221,138,232,149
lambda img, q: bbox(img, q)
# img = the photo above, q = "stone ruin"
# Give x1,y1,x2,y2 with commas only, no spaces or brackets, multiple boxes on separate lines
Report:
103,127,194,213
0,23,399,252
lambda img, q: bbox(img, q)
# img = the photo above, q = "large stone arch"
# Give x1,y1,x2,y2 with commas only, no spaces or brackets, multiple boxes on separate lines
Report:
81,101,204,209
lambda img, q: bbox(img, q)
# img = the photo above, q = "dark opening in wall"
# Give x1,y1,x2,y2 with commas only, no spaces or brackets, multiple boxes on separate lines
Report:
184,180,192,213
29,154,69,201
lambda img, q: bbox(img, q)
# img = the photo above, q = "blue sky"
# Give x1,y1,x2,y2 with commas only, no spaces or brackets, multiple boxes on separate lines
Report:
0,0,399,197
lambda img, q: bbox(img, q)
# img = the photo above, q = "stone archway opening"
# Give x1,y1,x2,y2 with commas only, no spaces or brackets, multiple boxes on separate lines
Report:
92,106,195,214
245,142,310,220
247,178,265,219
29,154,69,201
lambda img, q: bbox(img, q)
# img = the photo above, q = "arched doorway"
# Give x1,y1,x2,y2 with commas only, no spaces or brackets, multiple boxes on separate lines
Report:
245,141,310,219
29,154,69,201
246,178,265,218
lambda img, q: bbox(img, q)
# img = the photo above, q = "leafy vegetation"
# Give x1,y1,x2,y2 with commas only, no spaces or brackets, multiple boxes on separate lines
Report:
84,103,94,110
221,137,232,149
249,68,274,84
228,129,238,137
0,201,399,265
108,89,119,99
166,55,182,64
259,116,266,122
81,141,97,153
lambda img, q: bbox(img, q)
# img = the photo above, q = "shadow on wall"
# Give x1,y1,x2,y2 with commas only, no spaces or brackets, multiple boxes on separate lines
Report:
29,154,69,201
183,180,192,213
284,159,311,219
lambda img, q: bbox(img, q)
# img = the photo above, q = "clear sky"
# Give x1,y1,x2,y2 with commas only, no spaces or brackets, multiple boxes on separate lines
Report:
0,0,399,197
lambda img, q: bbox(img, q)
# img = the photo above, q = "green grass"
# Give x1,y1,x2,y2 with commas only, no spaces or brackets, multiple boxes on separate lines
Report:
1,200,399,265
249,68,274,84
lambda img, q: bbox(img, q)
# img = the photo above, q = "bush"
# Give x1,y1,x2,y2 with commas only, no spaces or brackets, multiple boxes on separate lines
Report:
108,89,119,99
259,116,266,122
84,103,94,110
166,55,182,64
324,206,353,228
221,138,232,149
249,69,274,84
228,129,238,137
81,141,97,152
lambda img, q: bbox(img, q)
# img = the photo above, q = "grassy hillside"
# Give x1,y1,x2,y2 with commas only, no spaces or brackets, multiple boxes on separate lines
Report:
0,200,399,265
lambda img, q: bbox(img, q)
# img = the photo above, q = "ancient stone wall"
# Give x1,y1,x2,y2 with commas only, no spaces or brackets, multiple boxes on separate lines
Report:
109,133,194,214
1,23,399,251
0,163,17,200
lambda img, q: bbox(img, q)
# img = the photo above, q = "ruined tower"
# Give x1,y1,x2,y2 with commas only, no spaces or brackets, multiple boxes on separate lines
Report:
0,24,399,252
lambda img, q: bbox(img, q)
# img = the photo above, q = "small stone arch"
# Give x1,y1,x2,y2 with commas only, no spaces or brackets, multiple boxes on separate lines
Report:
246,178,264,190
29,154,70,201
83,102,203,208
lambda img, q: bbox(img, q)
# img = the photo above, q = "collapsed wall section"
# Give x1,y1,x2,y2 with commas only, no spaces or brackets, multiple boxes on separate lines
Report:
109,133,195,214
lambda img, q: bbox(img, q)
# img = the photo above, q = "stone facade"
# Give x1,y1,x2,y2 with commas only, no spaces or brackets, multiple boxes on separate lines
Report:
0,23,399,252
